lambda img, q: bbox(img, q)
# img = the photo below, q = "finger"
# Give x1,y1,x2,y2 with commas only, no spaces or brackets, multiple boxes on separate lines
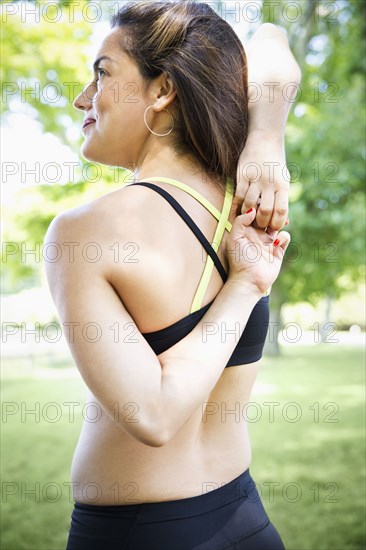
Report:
266,219,289,241
230,208,257,241
266,217,289,240
234,179,250,206
255,188,275,229
268,189,289,231
265,227,279,240
241,182,261,214
273,231,291,253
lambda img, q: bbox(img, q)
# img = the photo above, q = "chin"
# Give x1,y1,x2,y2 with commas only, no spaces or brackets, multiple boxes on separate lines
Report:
81,146,128,169
80,144,106,165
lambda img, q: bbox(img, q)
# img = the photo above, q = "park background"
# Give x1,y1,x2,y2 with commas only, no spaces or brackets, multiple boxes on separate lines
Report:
1,0,365,548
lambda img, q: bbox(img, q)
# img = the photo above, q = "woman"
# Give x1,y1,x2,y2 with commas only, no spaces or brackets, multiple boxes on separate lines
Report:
44,2,300,549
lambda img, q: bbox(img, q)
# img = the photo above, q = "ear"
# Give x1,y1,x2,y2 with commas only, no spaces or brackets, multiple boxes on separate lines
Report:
151,71,177,111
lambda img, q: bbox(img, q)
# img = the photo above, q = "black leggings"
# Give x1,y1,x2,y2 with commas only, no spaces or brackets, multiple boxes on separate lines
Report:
65,468,285,550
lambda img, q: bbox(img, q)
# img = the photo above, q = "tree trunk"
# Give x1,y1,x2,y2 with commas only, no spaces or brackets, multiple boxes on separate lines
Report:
264,287,286,356
320,294,333,342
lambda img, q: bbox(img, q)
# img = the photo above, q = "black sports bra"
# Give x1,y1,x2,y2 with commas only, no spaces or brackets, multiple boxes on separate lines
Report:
127,178,270,367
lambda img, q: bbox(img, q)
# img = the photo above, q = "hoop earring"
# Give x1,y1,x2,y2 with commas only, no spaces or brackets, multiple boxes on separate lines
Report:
144,105,174,137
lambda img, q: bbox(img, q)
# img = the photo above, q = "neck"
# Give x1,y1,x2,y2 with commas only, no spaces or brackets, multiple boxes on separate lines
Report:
135,141,224,194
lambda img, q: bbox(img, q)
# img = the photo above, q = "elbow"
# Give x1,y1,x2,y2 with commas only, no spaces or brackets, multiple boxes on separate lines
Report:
142,401,172,447
289,61,302,86
118,412,172,448
294,65,302,86
145,429,171,448
146,409,173,446
253,23,302,85
135,427,171,448
256,23,289,44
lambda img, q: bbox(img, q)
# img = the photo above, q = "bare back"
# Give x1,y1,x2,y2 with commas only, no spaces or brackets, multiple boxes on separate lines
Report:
67,180,261,505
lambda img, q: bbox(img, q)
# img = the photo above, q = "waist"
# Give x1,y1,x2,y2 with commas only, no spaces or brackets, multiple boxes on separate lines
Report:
74,467,260,521
71,426,252,504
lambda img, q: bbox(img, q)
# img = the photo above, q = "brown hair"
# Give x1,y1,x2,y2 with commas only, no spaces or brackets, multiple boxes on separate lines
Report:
111,0,248,194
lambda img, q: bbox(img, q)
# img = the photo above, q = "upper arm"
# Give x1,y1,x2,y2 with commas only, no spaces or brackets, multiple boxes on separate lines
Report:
43,212,168,447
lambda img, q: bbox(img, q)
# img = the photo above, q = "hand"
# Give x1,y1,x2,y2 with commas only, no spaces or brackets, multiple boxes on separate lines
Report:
235,132,290,237
225,207,291,294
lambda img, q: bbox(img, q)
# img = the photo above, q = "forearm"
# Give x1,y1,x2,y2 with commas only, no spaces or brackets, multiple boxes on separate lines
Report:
156,279,262,441
246,23,302,139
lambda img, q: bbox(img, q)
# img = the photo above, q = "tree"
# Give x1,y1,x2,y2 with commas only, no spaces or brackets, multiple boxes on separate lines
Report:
1,0,130,292
1,0,365,351
261,0,366,353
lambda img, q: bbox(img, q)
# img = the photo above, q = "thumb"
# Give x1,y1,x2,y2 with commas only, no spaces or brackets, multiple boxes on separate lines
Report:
230,208,257,241
273,231,291,254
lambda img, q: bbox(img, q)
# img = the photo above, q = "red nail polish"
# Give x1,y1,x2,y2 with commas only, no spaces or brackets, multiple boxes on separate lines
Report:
246,208,254,214
273,239,280,247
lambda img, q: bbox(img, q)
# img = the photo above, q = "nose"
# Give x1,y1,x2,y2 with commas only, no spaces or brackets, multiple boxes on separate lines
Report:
73,82,95,111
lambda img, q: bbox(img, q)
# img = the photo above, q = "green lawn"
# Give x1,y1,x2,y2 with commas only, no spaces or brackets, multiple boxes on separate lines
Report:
1,345,365,550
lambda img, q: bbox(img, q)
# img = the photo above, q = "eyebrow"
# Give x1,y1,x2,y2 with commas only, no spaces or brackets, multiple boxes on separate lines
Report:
92,56,115,72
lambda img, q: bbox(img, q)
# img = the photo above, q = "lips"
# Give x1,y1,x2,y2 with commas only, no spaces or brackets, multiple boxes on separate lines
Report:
82,118,96,130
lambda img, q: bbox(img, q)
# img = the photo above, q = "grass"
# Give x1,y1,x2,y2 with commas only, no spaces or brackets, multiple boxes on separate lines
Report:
250,345,365,550
1,345,365,550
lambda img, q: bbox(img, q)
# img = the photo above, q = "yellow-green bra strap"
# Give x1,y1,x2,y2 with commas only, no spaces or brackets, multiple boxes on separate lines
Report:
143,176,233,232
190,179,233,312
137,176,271,300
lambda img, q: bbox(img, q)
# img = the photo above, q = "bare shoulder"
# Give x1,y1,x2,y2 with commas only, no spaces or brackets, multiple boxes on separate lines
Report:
46,186,146,239
44,185,151,260
45,183,176,240
43,183,182,290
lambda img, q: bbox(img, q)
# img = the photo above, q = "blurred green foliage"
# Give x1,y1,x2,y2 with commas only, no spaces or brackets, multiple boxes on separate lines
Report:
1,0,127,291
1,0,365,320
1,1,92,132
261,0,365,309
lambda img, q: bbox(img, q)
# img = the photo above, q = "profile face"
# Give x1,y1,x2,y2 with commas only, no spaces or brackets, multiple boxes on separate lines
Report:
73,27,150,169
